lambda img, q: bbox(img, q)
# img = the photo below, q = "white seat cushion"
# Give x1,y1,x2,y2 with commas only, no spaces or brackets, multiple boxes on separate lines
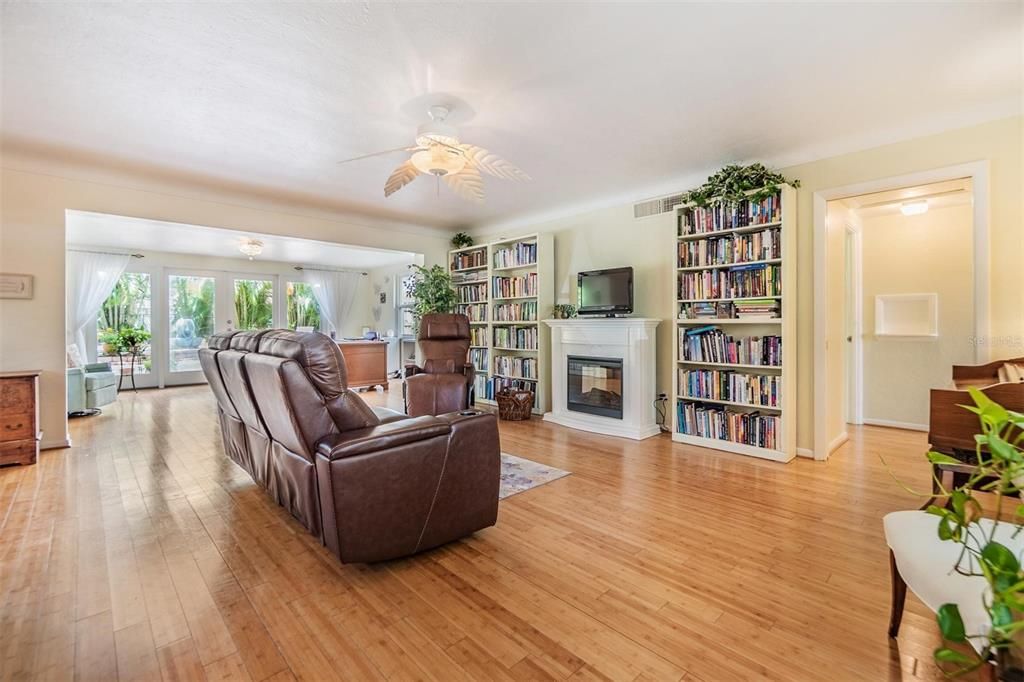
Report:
884,510,1024,651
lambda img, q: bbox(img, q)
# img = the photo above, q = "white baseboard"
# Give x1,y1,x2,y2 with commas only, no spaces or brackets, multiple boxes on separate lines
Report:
41,435,72,450
828,432,849,454
862,418,928,432
796,447,815,459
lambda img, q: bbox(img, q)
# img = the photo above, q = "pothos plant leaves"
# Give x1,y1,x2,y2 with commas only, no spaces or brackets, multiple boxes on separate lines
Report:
681,163,801,207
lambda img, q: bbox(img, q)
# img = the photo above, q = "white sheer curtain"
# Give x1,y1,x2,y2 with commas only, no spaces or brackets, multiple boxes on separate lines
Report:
66,250,131,360
304,269,362,336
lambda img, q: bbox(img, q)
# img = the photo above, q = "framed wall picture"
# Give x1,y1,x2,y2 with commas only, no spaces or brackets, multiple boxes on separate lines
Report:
0,273,33,299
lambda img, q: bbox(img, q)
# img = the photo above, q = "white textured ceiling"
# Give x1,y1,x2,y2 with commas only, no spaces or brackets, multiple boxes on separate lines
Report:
3,3,1021,231
66,211,418,269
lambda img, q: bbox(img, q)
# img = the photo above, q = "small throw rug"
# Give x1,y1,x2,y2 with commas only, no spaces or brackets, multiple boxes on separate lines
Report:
500,453,570,500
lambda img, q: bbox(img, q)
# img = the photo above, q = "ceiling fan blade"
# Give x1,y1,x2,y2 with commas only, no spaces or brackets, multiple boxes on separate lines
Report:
459,144,530,181
384,160,420,197
337,146,420,165
443,165,485,203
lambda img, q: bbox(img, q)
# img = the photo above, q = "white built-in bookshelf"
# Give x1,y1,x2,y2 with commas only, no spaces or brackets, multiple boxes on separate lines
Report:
449,233,554,414
671,184,796,462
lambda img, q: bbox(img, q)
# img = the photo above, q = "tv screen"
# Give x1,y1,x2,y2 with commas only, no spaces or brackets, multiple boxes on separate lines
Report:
578,267,633,315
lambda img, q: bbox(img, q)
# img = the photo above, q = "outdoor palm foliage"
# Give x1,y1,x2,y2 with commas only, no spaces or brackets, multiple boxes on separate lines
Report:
99,273,150,332
287,282,321,330
234,279,273,330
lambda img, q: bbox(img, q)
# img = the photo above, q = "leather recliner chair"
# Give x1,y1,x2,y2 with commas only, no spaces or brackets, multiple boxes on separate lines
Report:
404,313,475,417
199,329,500,563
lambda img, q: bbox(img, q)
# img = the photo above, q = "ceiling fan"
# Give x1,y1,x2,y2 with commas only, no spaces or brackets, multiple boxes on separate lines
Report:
337,105,529,203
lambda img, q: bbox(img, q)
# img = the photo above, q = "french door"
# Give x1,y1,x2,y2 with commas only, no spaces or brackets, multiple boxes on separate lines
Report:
164,270,278,386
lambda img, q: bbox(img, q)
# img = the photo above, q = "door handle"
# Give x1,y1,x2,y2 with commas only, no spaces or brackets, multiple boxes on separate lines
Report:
846,336,853,342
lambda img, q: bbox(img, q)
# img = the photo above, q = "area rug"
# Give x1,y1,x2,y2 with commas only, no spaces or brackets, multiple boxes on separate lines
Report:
499,453,571,500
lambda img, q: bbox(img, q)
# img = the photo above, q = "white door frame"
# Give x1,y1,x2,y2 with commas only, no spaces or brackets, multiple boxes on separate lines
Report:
844,223,864,426
812,161,990,460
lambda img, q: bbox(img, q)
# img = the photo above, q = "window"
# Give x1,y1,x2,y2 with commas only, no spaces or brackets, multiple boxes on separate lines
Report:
168,275,215,372
234,279,273,330
97,272,152,374
398,274,416,337
287,281,322,331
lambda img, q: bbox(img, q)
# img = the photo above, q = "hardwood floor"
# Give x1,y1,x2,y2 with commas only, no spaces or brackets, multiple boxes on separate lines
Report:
1,382,955,681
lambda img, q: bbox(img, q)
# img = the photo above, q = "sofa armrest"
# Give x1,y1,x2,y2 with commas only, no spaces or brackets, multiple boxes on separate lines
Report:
404,363,422,378
316,416,450,461
85,362,113,373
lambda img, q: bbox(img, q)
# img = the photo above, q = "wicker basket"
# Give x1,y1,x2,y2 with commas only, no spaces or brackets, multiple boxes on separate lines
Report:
495,388,534,421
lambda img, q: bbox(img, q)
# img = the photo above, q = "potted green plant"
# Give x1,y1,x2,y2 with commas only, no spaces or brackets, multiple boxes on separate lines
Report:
914,389,1024,679
451,232,474,249
682,163,801,207
116,326,151,354
552,303,577,319
99,327,120,356
407,265,458,332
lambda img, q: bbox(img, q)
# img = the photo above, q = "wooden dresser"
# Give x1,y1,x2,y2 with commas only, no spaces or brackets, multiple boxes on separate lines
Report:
337,341,388,391
0,370,42,466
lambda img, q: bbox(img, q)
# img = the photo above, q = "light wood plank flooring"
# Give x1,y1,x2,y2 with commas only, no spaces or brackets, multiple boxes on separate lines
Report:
1,382,954,681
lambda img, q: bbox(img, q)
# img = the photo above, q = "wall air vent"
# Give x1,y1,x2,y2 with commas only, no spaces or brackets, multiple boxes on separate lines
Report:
633,193,685,219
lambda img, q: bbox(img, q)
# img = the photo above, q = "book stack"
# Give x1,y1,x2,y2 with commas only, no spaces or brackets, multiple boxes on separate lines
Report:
677,402,779,449
492,242,537,268
678,368,781,407
679,327,782,366
457,282,487,303
677,264,781,300
474,373,490,401
493,326,538,350
451,249,487,270
494,355,537,379
454,303,488,322
469,327,488,347
493,301,537,322
492,273,538,299
735,298,780,319
469,348,489,372
678,301,735,320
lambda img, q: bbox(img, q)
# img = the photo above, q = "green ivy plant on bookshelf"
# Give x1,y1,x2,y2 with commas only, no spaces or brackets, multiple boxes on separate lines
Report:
681,163,800,207
407,264,457,332
451,232,474,249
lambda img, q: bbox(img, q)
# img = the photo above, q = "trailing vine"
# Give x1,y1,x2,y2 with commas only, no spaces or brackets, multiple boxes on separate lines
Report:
682,163,800,207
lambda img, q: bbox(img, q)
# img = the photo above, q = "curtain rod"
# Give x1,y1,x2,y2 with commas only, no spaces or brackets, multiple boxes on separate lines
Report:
67,248,144,258
293,265,368,276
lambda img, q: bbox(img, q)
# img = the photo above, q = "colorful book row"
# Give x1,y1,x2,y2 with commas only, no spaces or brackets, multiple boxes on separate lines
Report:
677,401,779,449
493,242,537,269
679,327,782,366
677,264,781,300
678,368,781,407
679,192,783,236
492,273,538,299
493,301,537,322
493,326,538,350
494,355,537,379
677,228,780,267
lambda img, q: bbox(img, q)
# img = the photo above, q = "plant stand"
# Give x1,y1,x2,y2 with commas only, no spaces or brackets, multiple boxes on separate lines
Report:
117,350,138,392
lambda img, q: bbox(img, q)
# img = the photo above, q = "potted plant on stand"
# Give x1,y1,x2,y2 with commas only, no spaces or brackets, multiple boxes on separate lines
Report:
114,326,151,391
407,265,458,333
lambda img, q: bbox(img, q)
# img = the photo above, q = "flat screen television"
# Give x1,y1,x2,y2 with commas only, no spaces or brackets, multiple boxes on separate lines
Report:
577,267,633,316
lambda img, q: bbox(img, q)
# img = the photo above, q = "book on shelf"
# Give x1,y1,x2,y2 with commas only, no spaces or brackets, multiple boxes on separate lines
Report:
492,325,538,350
454,303,488,322
492,273,538,298
678,192,782,237
469,327,488,347
492,242,537,269
677,228,781,268
677,401,779,449
494,355,537,380
456,281,488,303
469,348,489,372
493,301,537,322
451,248,487,270
677,368,781,407
679,327,781,366
677,264,781,300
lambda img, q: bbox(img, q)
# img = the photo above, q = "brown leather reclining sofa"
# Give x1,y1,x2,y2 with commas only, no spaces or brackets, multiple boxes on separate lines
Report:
199,329,500,563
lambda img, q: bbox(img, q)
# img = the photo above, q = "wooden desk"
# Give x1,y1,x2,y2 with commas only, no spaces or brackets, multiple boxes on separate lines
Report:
337,341,388,391
0,370,42,466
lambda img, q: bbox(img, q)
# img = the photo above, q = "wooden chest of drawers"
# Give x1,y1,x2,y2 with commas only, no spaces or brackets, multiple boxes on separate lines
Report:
0,370,41,466
337,341,389,391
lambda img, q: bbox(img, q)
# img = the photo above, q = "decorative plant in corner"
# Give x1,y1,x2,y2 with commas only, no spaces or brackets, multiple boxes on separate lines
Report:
115,326,151,354
451,232,474,249
917,389,1024,679
682,162,800,207
407,264,457,333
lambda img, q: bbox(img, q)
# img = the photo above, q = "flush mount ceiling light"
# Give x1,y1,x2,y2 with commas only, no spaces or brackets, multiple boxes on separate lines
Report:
900,200,929,216
239,239,264,260
336,103,529,203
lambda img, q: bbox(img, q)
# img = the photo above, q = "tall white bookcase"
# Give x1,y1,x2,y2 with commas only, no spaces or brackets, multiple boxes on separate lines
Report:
449,232,554,414
670,184,796,462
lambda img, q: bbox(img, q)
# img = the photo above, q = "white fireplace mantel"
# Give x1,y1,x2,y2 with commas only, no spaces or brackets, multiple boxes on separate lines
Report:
542,318,661,440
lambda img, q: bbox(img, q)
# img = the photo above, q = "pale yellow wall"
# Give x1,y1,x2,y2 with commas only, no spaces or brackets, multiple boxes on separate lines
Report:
860,204,975,427
472,115,1023,453
0,167,450,448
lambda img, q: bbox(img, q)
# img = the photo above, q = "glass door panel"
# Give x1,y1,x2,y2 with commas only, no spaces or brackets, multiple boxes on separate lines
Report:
233,279,274,331
168,274,215,376
95,271,158,389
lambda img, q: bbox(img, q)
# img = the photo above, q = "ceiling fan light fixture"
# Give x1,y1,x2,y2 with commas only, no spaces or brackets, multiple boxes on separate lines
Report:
410,147,466,177
239,238,264,260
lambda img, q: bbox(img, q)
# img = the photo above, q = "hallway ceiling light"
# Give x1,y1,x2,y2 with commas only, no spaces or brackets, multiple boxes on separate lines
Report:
239,239,264,260
900,200,929,216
